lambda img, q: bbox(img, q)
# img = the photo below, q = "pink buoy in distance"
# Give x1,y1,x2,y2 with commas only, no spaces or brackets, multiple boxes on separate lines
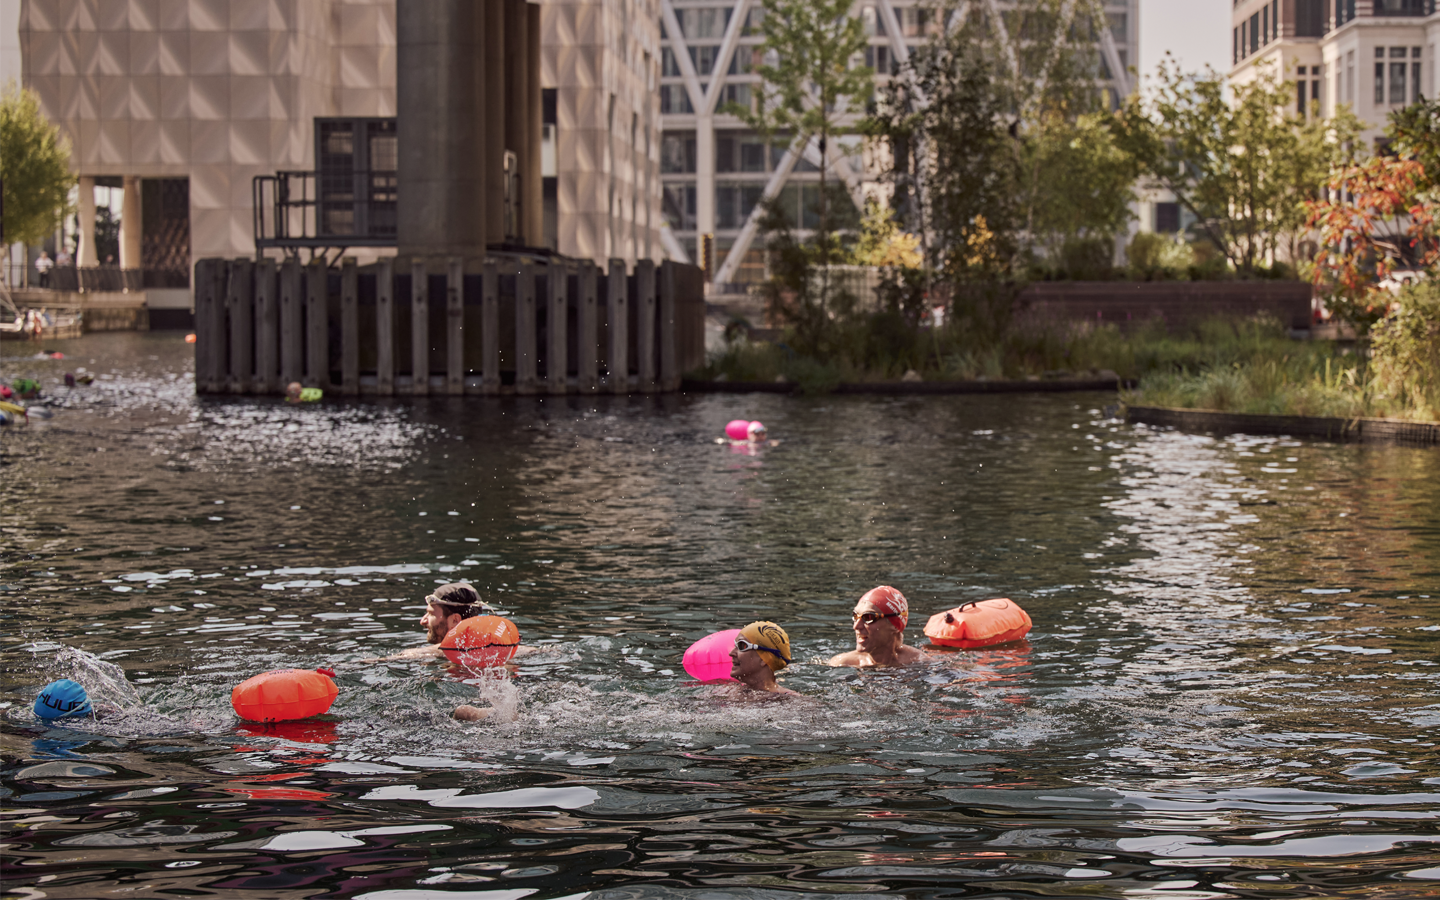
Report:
683,628,742,682
725,420,751,441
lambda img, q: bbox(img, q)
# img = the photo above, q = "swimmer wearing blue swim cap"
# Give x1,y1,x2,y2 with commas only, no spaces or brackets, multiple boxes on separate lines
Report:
34,679,93,720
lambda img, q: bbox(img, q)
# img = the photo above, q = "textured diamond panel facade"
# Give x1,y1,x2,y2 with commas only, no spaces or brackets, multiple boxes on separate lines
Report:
21,0,663,268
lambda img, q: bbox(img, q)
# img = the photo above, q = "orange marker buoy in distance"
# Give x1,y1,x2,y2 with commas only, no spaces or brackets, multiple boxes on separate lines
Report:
231,668,338,722
185,334,197,343
440,616,520,669
924,599,1032,649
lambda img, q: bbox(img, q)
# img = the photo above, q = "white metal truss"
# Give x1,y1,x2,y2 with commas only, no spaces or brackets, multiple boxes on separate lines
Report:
662,0,1137,285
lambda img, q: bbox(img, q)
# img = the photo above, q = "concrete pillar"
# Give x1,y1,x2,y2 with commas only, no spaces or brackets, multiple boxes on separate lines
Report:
120,176,142,270
483,0,506,244
77,176,97,267
696,116,715,238
396,0,487,258
524,1,543,248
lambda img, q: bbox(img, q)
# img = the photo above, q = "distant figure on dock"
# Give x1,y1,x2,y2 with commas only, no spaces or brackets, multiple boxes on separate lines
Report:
829,586,926,668
730,621,799,695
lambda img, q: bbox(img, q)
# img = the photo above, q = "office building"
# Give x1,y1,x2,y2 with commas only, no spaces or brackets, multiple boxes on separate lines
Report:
659,0,1140,287
15,0,663,285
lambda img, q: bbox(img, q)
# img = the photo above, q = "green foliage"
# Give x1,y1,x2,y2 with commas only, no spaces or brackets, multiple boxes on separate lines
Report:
1387,97,1440,192
1118,57,1362,274
1127,232,1195,273
1023,111,1141,265
1370,279,1440,421
0,81,75,248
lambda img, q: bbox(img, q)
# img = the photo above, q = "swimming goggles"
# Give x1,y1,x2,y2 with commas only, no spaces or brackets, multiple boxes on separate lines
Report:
734,636,790,663
852,611,900,625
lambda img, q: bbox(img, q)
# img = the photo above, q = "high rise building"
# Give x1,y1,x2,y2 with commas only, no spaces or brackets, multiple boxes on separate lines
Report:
1231,0,1437,139
659,0,1140,288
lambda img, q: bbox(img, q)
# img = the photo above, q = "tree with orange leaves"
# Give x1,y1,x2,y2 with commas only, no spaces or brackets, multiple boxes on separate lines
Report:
1306,101,1440,333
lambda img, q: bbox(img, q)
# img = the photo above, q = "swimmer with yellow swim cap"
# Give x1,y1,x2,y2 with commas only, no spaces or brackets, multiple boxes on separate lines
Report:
729,621,799,695
828,585,926,668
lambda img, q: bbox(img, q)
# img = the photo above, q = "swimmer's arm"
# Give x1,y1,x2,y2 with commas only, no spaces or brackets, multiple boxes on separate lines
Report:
364,645,445,663
453,704,492,722
827,650,863,667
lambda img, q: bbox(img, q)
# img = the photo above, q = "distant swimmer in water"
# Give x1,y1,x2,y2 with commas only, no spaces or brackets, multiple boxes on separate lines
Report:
828,585,927,668
730,621,799,695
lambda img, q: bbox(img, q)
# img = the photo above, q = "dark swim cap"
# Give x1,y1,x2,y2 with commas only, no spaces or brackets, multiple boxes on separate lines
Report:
34,679,92,719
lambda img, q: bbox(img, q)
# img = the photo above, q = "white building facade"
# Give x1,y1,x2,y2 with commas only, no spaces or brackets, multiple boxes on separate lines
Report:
1231,0,1439,142
659,0,1141,287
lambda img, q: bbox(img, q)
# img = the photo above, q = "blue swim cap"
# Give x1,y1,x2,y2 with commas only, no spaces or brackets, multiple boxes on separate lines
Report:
34,679,92,719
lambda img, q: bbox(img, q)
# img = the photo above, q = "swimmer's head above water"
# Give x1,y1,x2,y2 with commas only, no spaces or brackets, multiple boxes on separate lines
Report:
829,585,926,668
421,582,496,645
747,421,767,442
729,621,796,694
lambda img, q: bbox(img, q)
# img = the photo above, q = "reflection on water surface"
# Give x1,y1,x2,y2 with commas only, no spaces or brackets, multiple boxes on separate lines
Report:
2,332,1438,899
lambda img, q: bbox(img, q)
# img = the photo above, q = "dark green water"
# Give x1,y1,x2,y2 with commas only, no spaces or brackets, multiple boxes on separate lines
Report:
2,332,1438,900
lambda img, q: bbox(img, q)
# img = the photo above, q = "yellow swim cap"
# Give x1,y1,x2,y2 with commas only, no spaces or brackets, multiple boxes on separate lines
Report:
738,621,792,672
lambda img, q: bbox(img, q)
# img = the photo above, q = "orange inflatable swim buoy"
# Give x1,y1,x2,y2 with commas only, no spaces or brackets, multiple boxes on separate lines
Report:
231,668,338,722
924,599,1032,649
440,615,520,669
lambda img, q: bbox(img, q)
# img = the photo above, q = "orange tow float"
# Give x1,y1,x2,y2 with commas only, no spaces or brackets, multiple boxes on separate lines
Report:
440,615,520,669
232,668,339,722
924,599,1032,649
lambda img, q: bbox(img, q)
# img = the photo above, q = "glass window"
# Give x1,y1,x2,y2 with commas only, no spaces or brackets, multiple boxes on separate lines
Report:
676,8,729,40
663,183,697,231
661,133,697,173
1376,62,1386,104
661,47,683,77
1414,62,1423,103
900,8,927,37
660,85,694,115
1392,61,1408,103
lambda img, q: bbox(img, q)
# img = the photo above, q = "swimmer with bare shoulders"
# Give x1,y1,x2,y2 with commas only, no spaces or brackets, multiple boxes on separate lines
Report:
827,585,926,668
729,621,799,695
369,582,531,722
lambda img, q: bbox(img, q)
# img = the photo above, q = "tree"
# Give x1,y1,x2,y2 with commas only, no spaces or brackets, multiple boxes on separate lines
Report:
0,82,75,250
1118,57,1361,275
735,0,871,293
1306,101,1440,332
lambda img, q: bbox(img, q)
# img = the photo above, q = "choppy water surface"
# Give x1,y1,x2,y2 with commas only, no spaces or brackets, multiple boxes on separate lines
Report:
2,332,1438,900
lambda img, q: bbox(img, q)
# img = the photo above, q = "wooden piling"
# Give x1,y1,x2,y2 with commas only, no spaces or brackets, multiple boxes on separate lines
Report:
193,259,219,393
340,258,359,395
577,261,598,392
411,260,429,395
516,261,538,395
635,259,656,393
306,260,328,389
279,258,303,387
481,261,500,395
659,261,677,391
254,259,277,395
446,257,465,395
608,258,628,394
377,258,395,395
227,259,253,394
547,261,569,394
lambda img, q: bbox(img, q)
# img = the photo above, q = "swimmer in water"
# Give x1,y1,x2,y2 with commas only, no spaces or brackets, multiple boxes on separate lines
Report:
285,381,303,403
370,582,531,722
828,585,926,668
729,621,799,695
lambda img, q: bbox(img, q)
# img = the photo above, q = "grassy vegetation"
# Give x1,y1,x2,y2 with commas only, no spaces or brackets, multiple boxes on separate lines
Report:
705,308,1440,423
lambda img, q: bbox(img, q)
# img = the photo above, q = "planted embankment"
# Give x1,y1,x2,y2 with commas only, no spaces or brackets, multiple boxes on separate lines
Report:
1126,405,1440,446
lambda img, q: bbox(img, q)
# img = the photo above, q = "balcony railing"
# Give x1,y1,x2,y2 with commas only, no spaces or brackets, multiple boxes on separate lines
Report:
1372,0,1435,16
14,266,190,293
